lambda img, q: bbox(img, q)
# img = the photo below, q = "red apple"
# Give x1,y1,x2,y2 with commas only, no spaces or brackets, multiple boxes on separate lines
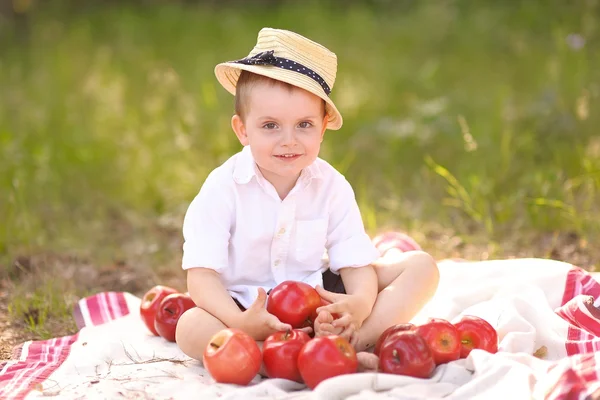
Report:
378,330,435,379
262,329,311,382
374,323,416,356
415,318,461,365
297,335,358,389
203,328,261,386
154,293,195,342
454,315,498,358
139,285,178,336
267,281,321,329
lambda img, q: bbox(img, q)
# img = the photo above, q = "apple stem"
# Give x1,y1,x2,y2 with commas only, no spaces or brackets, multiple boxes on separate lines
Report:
210,342,220,350
337,344,351,357
392,349,399,361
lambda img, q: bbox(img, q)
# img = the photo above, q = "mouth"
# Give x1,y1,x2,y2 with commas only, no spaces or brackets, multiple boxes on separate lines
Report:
274,153,302,161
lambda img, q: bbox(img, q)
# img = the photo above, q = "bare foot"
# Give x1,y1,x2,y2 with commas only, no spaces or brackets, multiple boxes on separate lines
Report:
357,351,380,372
314,310,343,337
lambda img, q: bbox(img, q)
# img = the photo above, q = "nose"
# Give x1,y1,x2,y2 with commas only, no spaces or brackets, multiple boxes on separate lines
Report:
281,128,298,147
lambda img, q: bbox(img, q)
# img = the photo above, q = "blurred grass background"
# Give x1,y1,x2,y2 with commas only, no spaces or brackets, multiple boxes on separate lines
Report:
1,0,599,338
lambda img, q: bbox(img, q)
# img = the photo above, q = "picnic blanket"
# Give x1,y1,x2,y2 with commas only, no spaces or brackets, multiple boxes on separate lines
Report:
2,245,600,399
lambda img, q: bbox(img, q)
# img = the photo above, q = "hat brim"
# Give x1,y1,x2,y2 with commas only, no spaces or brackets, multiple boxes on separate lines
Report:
215,62,343,130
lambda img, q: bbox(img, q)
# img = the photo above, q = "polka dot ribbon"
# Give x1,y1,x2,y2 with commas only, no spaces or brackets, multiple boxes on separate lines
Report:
231,50,332,96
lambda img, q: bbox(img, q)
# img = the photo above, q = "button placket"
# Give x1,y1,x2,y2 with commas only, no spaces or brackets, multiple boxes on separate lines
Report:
271,196,296,282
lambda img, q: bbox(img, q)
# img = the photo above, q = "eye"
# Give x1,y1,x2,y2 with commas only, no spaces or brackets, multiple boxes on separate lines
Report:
298,121,313,129
263,122,277,130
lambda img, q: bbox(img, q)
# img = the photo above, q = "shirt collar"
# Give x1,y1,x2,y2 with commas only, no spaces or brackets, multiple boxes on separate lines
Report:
232,146,324,185
232,146,257,184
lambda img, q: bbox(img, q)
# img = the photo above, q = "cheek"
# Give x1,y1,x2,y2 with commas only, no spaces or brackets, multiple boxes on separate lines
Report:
303,141,321,157
309,134,323,149
248,136,275,156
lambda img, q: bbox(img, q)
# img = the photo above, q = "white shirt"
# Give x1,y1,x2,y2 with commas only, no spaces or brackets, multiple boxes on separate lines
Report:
182,146,380,308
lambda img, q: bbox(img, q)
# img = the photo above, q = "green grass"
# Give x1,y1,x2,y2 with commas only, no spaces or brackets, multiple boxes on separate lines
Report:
1,0,599,272
7,279,78,339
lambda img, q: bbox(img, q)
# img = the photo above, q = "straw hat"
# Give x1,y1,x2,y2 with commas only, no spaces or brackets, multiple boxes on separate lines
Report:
214,27,343,130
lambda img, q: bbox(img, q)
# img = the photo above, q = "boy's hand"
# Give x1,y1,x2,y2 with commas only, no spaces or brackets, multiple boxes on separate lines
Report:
237,288,311,340
315,286,371,344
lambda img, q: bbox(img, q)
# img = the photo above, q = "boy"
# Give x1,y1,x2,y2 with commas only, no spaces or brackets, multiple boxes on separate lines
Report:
175,28,439,370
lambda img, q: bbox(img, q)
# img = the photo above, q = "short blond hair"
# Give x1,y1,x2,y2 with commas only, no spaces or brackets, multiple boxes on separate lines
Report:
234,71,326,120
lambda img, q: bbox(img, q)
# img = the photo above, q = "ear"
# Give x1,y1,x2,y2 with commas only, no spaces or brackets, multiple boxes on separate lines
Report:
320,114,328,142
232,114,249,146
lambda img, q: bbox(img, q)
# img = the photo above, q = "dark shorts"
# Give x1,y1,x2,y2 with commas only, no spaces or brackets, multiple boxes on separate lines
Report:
233,269,345,311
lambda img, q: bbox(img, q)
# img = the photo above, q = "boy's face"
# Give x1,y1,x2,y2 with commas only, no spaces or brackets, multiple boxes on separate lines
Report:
232,81,328,189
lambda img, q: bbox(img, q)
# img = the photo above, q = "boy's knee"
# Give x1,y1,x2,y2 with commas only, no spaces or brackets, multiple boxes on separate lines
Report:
175,307,207,358
175,307,229,361
409,250,439,283
175,307,198,344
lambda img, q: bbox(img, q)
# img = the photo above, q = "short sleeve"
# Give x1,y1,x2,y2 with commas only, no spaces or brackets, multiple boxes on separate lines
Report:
181,171,233,272
326,176,380,273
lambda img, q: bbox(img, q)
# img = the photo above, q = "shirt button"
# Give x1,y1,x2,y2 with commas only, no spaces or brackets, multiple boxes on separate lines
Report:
274,259,280,267
278,227,286,235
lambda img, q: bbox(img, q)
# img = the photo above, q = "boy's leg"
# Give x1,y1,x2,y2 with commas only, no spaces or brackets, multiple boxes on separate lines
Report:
354,249,440,352
175,307,228,361
176,306,269,377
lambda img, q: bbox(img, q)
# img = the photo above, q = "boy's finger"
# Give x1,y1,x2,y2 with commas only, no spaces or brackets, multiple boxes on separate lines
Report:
339,324,355,341
267,316,291,332
251,288,267,309
316,302,345,315
299,326,313,334
315,285,341,302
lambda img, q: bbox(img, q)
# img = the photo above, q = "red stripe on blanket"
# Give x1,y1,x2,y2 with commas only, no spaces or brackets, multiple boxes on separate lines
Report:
86,293,106,326
545,353,600,400
111,291,130,320
546,267,600,399
561,268,600,306
558,268,600,356
94,292,129,325
117,292,130,318
0,334,78,400
82,291,130,327
0,292,130,399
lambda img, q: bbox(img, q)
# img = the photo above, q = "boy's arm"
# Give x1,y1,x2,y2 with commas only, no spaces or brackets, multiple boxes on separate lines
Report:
187,267,294,339
325,176,381,289
314,175,382,335
182,173,249,329
187,267,244,329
